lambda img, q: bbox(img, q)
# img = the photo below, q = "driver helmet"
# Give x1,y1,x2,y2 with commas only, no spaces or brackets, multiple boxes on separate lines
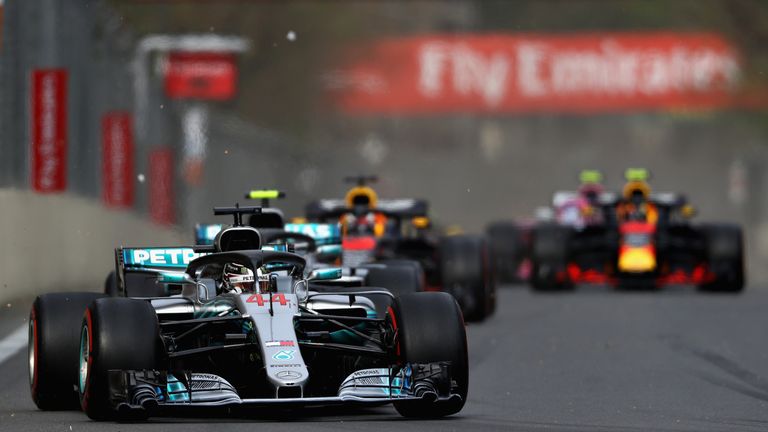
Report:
622,181,651,202
351,194,372,217
622,168,651,201
222,263,255,294
578,170,604,204
579,183,604,204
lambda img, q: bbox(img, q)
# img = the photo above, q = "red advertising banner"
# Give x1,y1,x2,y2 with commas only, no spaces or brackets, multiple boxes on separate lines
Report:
31,69,67,192
164,52,237,100
101,112,134,208
149,148,175,225
327,33,743,114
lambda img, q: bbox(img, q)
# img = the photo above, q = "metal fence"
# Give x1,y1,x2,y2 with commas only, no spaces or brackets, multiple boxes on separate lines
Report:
0,0,263,226
0,0,315,231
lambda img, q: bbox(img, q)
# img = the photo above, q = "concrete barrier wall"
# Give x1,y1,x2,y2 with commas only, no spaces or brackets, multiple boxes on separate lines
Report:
0,189,186,302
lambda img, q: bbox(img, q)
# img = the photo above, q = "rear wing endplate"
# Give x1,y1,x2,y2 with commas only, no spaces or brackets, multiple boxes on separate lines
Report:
114,247,209,296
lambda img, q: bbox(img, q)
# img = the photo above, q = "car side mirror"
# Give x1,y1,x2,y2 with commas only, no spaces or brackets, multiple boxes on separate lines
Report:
681,205,697,218
308,267,342,281
315,244,342,263
157,272,194,284
294,279,309,303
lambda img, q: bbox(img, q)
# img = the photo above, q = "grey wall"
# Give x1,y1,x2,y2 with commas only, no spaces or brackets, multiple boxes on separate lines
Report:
0,189,185,303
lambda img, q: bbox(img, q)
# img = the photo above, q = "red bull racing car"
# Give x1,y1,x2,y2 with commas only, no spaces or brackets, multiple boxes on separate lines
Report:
305,176,495,321
529,170,744,292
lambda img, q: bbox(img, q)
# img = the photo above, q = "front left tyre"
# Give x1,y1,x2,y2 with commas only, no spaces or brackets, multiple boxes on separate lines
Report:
440,235,495,321
390,292,468,418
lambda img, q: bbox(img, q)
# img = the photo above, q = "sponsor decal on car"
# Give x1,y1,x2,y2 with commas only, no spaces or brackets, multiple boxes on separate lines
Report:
276,371,302,380
246,293,289,306
356,376,386,386
349,369,388,385
272,350,296,361
352,369,383,376
265,340,295,347
124,248,207,268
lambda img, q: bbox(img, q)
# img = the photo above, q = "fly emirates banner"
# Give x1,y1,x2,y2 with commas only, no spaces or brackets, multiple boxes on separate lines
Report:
327,33,745,114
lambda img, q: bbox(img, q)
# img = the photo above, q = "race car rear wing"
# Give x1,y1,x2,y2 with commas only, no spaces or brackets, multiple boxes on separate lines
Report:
285,223,341,246
596,191,692,226
115,247,209,297
196,222,338,251
597,191,687,208
305,199,428,221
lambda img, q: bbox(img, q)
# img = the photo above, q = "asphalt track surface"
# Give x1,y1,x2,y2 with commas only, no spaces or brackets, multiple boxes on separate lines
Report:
2,286,768,432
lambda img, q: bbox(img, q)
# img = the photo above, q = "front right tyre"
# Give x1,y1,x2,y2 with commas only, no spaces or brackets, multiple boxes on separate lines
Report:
486,221,525,284
29,292,105,410
79,298,161,420
529,224,573,291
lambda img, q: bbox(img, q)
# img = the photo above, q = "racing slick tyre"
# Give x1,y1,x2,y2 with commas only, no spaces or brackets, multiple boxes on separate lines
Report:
530,224,573,291
29,292,106,410
698,225,745,293
365,260,424,297
390,292,468,418
439,235,494,322
486,221,525,284
79,298,160,420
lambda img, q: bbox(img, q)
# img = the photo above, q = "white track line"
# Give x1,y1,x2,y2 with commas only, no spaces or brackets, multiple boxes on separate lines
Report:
0,325,27,366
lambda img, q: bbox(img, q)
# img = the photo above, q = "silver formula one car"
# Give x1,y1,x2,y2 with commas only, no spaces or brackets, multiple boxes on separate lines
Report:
29,206,468,421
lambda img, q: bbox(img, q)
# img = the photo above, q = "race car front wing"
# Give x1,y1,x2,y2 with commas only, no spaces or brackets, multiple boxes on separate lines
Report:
107,362,460,416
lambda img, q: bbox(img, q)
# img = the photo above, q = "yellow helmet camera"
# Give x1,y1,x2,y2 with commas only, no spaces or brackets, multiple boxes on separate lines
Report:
245,189,285,207
579,169,603,185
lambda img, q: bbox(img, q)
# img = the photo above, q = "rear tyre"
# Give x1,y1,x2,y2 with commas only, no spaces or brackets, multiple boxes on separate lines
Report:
390,292,467,418
698,225,745,292
79,298,160,420
486,222,524,284
125,271,168,297
104,271,117,296
530,224,573,291
365,261,424,297
105,270,168,297
440,235,494,322
29,292,105,410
